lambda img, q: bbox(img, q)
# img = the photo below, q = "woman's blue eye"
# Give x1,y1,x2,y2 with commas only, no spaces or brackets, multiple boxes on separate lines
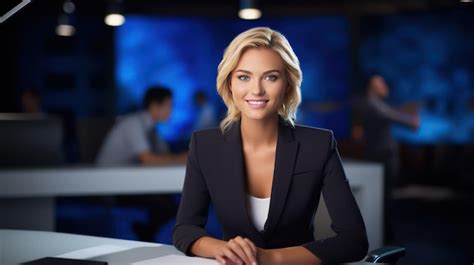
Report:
238,75,250,81
265,75,278,81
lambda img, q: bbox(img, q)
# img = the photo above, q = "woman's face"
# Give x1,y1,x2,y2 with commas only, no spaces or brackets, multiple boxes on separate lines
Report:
230,47,288,122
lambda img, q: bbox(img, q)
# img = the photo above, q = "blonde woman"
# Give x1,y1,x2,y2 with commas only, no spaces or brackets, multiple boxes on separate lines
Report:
173,27,368,265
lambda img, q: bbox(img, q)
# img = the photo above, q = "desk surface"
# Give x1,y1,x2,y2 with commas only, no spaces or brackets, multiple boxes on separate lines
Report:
1,230,367,265
0,229,213,265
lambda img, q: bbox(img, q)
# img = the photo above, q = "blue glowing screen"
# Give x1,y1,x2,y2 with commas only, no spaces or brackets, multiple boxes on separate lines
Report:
116,17,349,141
359,10,474,143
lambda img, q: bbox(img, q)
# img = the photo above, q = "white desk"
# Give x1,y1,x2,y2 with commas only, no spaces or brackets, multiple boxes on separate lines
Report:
0,229,206,265
0,230,374,265
0,162,383,250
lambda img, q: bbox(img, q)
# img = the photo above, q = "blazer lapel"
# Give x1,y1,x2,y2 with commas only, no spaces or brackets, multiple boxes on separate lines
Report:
263,120,299,237
223,119,299,242
223,120,265,241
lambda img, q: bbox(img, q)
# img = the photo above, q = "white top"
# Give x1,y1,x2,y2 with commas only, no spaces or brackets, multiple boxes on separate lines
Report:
246,194,271,232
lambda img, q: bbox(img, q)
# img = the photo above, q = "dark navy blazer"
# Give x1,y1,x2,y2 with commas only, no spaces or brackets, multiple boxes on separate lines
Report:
173,119,368,264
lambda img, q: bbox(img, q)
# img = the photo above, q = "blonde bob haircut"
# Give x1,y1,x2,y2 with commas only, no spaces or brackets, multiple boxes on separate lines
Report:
216,27,302,133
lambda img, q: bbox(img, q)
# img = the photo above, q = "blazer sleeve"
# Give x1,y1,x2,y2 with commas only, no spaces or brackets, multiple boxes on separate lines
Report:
302,132,369,264
172,132,210,255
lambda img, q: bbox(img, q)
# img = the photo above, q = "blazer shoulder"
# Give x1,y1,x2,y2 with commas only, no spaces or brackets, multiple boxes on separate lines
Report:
292,124,336,157
293,124,334,141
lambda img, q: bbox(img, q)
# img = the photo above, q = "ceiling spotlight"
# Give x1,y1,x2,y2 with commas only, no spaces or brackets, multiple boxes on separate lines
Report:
56,23,75,37
105,13,125,26
239,0,261,20
105,0,125,27
56,13,75,37
56,0,75,37
460,0,472,2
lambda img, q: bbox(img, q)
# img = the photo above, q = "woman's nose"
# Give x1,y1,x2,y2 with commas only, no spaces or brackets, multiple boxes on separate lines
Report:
250,80,265,96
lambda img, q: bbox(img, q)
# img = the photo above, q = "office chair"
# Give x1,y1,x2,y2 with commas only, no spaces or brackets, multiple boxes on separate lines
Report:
364,246,406,264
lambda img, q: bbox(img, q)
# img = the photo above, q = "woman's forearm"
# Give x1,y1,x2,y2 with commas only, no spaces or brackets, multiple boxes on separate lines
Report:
190,236,226,258
259,246,322,265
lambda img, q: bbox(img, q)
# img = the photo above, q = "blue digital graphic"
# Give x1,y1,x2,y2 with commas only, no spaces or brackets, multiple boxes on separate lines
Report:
116,16,350,141
359,10,474,143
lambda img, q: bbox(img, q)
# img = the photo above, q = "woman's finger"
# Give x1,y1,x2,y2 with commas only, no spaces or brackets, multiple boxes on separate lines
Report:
216,255,227,265
222,246,243,265
222,258,241,265
243,238,258,257
234,237,257,264
228,239,249,264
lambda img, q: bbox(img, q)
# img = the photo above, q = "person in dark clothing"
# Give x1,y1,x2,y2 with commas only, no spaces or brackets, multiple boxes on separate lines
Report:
362,74,420,244
363,74,420,194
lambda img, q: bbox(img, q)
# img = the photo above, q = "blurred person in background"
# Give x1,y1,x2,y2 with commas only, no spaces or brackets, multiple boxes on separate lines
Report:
96,86,187,166
96,86,186,242
363,74,420,193
193,90,218,131
362,74,420,243
20,89,43,114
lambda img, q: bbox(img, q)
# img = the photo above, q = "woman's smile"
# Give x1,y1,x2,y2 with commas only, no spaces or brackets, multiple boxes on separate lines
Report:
246,99,269,109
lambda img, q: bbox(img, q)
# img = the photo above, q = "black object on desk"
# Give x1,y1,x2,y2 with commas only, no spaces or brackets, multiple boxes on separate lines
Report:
22,257,107,265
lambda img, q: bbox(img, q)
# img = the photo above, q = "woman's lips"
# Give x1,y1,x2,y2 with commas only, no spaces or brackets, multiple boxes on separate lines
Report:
246,100,269,109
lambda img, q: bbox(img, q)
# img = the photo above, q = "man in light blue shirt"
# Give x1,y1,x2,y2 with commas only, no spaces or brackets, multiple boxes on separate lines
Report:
96,87,186,166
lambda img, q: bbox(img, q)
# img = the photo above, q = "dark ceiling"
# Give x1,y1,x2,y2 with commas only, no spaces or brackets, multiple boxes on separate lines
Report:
0,0,469,53
0,0,471,21
123,0,469,16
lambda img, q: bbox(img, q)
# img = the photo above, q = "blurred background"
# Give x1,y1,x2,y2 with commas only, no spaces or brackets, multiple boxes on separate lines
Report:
1,0,474,264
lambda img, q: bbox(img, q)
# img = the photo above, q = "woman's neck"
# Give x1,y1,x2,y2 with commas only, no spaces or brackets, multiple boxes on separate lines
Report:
240,115,278,148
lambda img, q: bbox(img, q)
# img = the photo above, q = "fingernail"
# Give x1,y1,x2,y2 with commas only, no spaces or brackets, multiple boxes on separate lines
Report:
253,262,257,265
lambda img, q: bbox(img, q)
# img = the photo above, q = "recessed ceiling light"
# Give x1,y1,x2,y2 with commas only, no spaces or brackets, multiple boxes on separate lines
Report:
239,0,262,20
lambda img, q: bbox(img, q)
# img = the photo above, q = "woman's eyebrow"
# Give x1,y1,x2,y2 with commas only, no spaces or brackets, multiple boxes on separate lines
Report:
234,69,251,74
234,69,281,74
263,70,281,74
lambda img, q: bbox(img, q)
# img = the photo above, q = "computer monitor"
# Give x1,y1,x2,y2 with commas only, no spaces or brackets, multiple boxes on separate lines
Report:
0,113,63,167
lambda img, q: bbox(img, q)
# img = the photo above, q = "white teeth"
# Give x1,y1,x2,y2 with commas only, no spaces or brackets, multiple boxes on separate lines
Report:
246,100,267,108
